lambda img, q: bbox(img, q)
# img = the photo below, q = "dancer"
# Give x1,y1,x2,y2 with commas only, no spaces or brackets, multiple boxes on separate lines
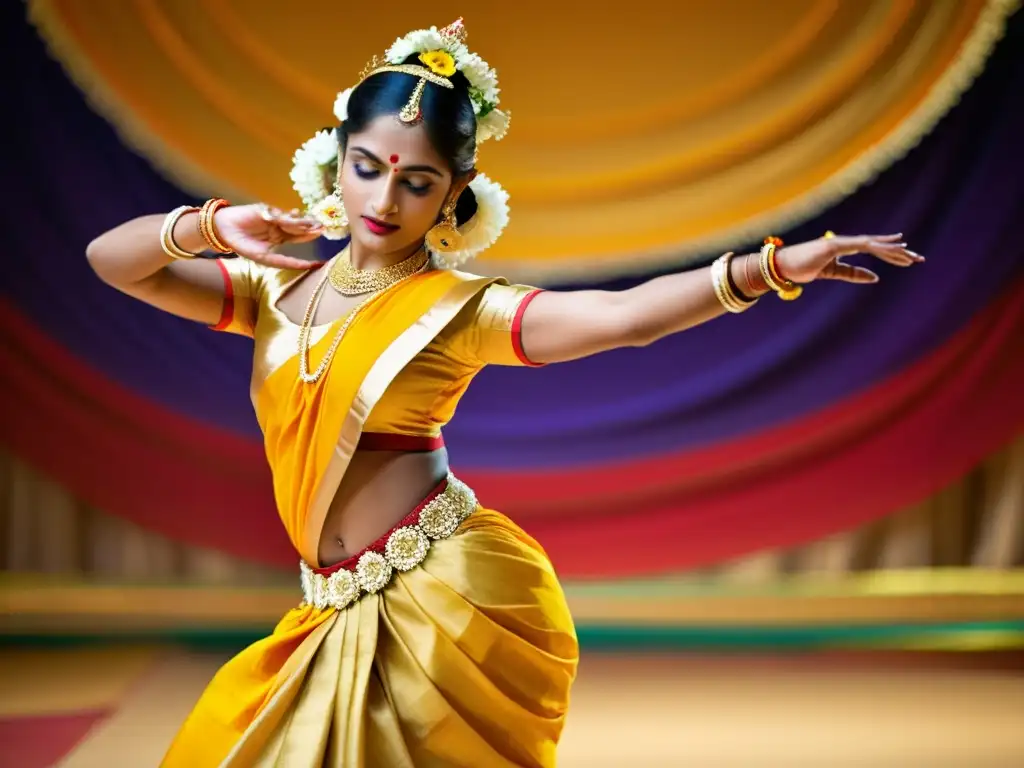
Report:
85,19,922,767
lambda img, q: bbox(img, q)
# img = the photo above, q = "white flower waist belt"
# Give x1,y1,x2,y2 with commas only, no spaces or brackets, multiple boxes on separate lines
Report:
300,473,477,611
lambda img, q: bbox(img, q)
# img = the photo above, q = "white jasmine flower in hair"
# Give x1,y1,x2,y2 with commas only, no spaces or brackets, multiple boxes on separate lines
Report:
310,193,348,240
333,88,353,123
476,108,510,143
290,129,337,208
386,28,445,63
304,129,338,165
455,51,500,107
434,173,510,267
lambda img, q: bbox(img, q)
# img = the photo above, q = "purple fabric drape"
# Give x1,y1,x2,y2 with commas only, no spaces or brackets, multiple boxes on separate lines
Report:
3,4,1022,471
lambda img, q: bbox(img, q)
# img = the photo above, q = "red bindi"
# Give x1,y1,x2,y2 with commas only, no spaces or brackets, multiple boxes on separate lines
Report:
389,154,400,164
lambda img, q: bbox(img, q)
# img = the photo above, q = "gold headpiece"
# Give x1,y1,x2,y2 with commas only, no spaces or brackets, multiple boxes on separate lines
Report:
342,18,505,137
368,63,455,123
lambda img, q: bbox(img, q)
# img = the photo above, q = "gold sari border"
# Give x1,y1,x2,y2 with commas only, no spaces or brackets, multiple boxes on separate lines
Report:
219,611,338,767
303,275,498,566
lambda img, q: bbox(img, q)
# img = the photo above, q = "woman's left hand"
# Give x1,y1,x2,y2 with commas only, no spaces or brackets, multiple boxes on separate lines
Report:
776,233,924,285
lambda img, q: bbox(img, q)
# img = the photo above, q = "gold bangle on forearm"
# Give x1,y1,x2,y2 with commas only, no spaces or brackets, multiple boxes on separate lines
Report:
198,198,233,254
712,252,758,313
160,205,201,260
759,242,802,301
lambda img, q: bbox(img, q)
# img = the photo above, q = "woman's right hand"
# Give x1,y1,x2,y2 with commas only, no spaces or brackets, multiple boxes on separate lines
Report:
212,204,324,269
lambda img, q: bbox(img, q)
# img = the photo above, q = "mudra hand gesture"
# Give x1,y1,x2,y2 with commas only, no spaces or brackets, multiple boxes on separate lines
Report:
776,233,924,285
212,204,324,269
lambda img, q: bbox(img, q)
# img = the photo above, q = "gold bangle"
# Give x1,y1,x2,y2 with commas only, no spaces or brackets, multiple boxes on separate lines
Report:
198,198,233,254
760,243,803,301
711,253,757,313
160,206,201,260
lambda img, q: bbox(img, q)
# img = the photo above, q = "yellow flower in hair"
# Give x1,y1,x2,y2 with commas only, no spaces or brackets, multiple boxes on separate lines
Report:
419,50,456,77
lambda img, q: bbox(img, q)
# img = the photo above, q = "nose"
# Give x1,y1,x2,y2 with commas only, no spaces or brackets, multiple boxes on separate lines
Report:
372,176,399,218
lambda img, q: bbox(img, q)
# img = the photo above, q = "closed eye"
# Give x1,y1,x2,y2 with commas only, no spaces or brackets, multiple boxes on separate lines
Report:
404,181,432,196
353,161,432,195
354,163,380,180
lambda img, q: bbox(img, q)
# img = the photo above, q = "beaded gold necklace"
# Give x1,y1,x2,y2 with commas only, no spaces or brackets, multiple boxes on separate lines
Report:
328,247,429,295
297,249,429,384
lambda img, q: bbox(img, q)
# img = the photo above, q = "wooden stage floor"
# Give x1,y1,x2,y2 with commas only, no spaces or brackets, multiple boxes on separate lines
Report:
1,648,1022,767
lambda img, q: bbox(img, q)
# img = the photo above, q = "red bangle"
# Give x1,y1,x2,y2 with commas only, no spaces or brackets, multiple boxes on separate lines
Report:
198,198,233,254
764,236,794,284
770,246,791,285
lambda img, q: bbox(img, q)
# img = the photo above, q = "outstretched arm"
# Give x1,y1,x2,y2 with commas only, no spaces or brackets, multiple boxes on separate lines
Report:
519,234,922,364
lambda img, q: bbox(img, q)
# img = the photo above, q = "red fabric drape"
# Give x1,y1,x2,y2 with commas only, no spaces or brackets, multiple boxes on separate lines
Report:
2,280,1022,576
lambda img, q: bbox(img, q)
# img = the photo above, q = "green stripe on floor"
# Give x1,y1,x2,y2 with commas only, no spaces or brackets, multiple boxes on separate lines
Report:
3,620,1022,651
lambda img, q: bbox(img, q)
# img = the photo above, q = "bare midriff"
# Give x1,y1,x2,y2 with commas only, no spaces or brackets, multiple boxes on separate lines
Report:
317,448,449,567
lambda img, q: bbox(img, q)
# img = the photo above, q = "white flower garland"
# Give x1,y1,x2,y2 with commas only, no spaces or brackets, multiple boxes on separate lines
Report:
433,173,510,268
385,25,501,122
333,87,353,123
385,28,462,65
289,129,337,209
476,108,510,144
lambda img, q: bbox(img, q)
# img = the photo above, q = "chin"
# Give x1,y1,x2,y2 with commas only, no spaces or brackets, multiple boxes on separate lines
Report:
356,231,422,256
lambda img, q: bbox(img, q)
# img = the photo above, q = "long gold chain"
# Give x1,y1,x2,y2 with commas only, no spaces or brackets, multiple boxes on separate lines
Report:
298,254,430,384
328,247,429,295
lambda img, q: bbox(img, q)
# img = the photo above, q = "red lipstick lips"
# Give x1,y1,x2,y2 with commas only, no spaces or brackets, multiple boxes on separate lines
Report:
361,216,400,236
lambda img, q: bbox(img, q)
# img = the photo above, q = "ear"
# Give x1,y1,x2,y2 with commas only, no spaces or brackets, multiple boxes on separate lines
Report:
447,171,476,206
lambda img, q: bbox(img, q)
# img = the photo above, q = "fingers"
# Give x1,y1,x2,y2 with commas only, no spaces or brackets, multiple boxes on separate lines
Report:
827,233,902,243
869,242,924,267
258,205,323,236
276,215,323,238
828,235,924,267
820,260,879,284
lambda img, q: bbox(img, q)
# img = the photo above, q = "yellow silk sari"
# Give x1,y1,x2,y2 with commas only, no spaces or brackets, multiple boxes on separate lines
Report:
161,268,579,767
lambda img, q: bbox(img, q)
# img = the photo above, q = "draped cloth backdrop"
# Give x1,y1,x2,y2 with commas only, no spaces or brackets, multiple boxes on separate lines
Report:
24,0,1021,280
1,3,1022,578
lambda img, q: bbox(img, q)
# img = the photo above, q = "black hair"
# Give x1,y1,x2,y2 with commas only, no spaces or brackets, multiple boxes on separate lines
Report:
337,54,478,223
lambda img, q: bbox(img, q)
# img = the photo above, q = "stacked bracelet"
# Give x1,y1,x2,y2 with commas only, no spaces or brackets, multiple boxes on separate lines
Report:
198,198,233,254
711,252,758,313
759,237,802,301
160,206,201,260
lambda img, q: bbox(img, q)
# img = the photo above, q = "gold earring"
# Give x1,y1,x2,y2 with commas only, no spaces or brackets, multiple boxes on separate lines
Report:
426,199,462,253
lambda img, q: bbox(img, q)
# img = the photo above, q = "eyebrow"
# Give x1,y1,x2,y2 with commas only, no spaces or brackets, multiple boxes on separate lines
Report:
351,146,443,177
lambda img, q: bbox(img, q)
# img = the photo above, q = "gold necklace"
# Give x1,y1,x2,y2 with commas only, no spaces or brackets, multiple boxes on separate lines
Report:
298,255,430,384
328,247,429,295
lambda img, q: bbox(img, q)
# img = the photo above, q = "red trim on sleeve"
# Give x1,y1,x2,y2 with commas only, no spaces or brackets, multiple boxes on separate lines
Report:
210,259,235,331
511,289,545,367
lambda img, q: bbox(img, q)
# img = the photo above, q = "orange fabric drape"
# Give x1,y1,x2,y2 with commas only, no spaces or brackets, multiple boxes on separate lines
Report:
26,0,1020,280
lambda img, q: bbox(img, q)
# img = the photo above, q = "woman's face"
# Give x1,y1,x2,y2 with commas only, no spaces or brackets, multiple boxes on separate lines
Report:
339,115,453,260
